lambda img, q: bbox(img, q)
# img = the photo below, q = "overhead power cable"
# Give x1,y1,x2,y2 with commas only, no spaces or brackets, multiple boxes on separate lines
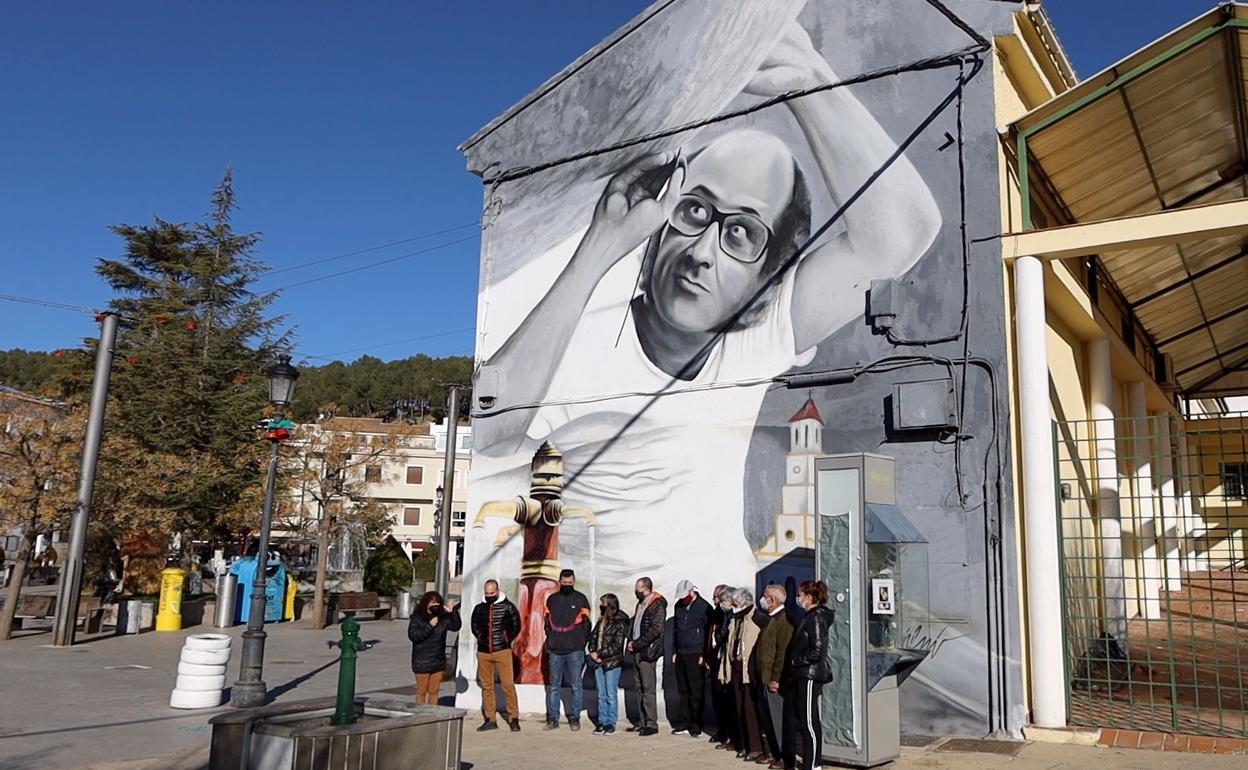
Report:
266,222,480,276
0,293,101,315
269,234,480,291
301,327,476,362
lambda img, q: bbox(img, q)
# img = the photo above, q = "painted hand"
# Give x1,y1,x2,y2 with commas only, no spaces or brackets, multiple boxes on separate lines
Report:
744,20,836,98
583,151,685,268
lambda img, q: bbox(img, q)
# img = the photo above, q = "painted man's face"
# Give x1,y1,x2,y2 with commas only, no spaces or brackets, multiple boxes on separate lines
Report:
647,130,796,334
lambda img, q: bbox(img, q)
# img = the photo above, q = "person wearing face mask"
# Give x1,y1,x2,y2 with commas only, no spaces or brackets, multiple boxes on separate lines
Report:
754,585,794,768
586,593,629,735
471,579,522,733
408,590,461,705
718,588,764,761
670,578,711,737
626,576,667,736
706,584,739,750
543,568,592,730
781,580,834,770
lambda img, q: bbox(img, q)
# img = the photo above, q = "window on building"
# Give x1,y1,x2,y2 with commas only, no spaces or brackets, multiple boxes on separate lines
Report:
365,465,381,483
403,506,421,526
405,466,424,485
451,510,466,528
459,434,472,451
1223,462,1248,500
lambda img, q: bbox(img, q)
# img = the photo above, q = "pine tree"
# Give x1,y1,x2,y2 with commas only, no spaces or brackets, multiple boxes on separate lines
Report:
87,169,288,552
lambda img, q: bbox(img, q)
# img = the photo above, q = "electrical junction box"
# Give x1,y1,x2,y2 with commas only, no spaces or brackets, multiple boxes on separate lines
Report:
891,378,957,431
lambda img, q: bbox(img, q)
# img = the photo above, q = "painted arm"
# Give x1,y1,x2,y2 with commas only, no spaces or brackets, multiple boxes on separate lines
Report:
746,22,941,352
478,154,685,452
472,498,525,548
559,504,598,528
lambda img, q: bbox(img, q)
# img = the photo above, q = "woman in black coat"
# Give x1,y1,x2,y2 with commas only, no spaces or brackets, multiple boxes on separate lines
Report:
586,593,629,734
781,580,835,770
408,590,461,705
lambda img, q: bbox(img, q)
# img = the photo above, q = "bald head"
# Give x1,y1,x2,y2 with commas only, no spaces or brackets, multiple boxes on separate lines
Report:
685,129,797,227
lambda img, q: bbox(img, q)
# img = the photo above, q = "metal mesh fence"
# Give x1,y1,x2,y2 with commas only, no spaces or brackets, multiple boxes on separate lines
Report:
1055,411,1247,737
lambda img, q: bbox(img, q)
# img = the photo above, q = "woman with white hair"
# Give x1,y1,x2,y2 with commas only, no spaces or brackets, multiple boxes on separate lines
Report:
719,587,765,761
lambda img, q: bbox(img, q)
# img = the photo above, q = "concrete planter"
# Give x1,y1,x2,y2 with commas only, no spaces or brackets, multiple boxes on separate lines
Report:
209,696,465,770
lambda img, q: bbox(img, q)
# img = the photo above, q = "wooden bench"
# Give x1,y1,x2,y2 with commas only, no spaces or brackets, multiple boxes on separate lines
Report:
334,591,390,622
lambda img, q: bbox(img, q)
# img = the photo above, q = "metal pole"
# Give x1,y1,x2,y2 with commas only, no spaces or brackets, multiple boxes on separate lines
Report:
53,313,118,647
434,386,459,597
231,434,280,707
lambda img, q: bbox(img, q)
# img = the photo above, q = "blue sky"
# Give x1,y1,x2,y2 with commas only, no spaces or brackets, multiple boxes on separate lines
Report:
0,0,1223,363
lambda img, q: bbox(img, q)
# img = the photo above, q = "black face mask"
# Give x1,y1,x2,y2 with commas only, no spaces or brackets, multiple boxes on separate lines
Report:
559,584,574,595
428,605,442,616
635,590,646,602
484,595,498,604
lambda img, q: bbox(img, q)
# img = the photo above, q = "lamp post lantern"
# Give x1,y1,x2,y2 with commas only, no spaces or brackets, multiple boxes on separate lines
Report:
231,354,299,708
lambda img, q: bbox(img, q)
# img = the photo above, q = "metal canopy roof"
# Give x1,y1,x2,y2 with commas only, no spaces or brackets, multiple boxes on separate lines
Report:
1013,4,1248,398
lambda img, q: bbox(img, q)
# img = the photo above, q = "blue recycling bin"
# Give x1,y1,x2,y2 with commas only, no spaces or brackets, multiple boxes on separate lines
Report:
228,556,286,623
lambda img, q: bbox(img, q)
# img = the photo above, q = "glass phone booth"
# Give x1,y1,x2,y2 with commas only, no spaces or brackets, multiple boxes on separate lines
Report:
814,453,930,767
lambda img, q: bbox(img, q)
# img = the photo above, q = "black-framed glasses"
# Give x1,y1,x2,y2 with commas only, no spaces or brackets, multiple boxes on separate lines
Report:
667,193,772,264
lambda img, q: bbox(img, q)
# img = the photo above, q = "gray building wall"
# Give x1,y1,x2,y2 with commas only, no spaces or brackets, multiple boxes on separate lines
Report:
462,0,1024,737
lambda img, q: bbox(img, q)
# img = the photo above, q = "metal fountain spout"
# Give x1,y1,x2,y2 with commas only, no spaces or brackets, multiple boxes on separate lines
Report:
326,615,377,726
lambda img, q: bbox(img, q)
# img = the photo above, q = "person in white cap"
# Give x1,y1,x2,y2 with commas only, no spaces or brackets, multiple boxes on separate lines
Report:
670,578,712,736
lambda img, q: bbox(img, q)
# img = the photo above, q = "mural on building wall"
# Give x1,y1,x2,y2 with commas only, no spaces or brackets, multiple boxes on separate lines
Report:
463,0,1022,737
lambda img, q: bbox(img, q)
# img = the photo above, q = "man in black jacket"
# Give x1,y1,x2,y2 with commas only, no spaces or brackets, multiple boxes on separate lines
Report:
544,569,591,730
670,578,710,737
627,576,667,736
471,579,522,733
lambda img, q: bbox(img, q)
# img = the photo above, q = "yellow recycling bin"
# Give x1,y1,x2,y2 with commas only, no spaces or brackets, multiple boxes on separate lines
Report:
284,573,297,621
156,566,187,631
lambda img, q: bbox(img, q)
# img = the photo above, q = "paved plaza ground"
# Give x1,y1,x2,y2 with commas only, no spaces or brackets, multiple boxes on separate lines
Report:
0,617,1243,770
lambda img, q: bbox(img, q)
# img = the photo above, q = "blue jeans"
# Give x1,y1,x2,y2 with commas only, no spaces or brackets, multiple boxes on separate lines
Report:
594,665,622,728
546,650,585,722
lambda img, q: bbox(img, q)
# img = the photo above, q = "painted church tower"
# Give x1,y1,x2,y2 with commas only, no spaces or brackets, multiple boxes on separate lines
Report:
756,396,824,562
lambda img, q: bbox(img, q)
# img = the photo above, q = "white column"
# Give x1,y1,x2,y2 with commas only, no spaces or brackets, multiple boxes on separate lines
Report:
1155,413,1184,590
1014,255,1065,728
1176,430,1207,573
1088,337,1128,642
1128,382,1161,619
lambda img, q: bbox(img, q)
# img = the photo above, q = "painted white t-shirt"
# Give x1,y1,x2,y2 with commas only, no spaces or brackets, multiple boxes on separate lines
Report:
505,266,815,596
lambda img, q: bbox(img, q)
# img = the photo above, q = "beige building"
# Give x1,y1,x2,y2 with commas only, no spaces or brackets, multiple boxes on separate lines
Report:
999,3,1248,739
284,416,472,575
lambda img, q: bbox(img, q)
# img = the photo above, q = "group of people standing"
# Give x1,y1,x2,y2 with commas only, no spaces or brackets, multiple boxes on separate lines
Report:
437,571,835,770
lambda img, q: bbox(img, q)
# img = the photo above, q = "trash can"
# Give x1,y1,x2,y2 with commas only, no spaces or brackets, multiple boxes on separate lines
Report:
214,573,238,628
121,599,143,634
156,566,187,631
396,590,413,619
229,556,286,623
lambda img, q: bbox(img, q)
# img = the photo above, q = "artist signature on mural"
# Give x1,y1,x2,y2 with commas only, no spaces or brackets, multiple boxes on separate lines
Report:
899,623,960,659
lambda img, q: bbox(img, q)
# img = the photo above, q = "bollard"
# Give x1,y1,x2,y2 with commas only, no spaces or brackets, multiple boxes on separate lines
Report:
155,566,187,631
328,615,362,726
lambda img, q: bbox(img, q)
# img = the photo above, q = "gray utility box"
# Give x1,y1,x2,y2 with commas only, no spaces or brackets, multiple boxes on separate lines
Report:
209,696,465,770
814,453,930,767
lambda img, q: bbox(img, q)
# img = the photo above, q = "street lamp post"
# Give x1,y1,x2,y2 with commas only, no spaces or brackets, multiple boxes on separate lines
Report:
231,354,299,709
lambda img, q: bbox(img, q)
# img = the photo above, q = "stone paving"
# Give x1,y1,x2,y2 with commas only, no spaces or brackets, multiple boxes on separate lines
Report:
0,616,1244,770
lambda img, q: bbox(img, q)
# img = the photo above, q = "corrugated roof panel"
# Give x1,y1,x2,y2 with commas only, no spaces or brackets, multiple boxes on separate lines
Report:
1210,312,1248,349
1195,269,1248,317
1178,361,1222,388
1011,11,1248,396
1166,337,1218,373
1175,232,1245,273
1137,288,1207,339
1100,243,1186,297
1124,33,1238,205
